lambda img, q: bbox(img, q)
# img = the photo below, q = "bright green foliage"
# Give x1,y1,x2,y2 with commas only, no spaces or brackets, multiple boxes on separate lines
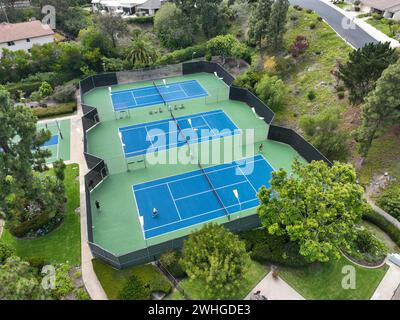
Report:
248,0,273,48
231,42,248,67
257,160,366,263
0,256,48,300
159,250,186,278
79,27,115,58
377,185,400,220
154,3,194,50
299,108,349,161
126,34,157,68
207,34,238,64
255,73,287,111
38,81,53,98
50,264,74,299
180,224,250,296
119,274,150,300
357,61,400,156
339,42,398,104
267,0,290,52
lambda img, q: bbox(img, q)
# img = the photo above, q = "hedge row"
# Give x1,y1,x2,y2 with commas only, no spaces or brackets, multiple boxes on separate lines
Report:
156,43,208,66
363,209,400,247
126,16,154,24
32,102,77,119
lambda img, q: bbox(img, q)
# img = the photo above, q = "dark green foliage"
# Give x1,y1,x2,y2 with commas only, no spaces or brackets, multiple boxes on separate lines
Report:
156,43,208,65
377,185,400,220
248,0,273,48
339,42,398,105
346,228,387,264
119,274,150,300
159,250,186,278
240,229,309,267
233,69,263,92
299,108,349,161
307,90,316,100
0,241,15,264
362,209,400,247
126,16,154,24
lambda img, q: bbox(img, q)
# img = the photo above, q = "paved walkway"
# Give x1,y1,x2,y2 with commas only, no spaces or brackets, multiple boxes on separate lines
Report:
371,260,400,300
245,271,305,300
69,96,108,300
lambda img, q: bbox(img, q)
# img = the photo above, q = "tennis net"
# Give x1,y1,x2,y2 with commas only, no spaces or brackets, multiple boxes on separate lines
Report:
152,80,166,106
197,161,230,217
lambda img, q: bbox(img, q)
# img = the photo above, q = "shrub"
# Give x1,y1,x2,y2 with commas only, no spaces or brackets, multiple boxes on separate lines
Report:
0,241,15,264
75,288,91,300
32,102,77,119
51,83,77,103
156,43,208,65
240,229,309,267
377,185,400,220
307,90,316,100
26,256,46,270
6,81,42,98
289,14,298,21
159,250,186,278
233,69,262,91
344,228,387,264
51,264,74,299
310,23,316,30
205,52,212,62
337,91,345,99
126,16,154,24
363,209,400,247
255,74,287,112
289,35,309,58
119,274,150,300
317,16,323,22
306,9,313,14
372,13,383,20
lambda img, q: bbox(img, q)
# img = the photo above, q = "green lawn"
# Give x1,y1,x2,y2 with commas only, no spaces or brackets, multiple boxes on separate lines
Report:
279,257,388,300
179,260,268,300
1,164,81,266
92,259,172,300
365,17,399,40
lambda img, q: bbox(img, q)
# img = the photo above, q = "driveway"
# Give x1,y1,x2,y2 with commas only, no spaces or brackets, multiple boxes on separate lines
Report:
289,0,378,49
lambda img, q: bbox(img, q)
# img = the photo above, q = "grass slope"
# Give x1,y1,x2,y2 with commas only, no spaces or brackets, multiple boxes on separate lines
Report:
1,164,81,266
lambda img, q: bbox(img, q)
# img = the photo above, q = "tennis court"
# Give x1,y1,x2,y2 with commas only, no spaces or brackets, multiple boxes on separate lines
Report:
37,119,71,163
119,109,239,158
133,154,274,239
111,79,208,111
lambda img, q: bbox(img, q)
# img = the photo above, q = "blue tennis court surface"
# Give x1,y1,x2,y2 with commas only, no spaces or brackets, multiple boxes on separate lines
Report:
133,155,274,239
111,80,208,111
119,110,239,158
42,135,59,147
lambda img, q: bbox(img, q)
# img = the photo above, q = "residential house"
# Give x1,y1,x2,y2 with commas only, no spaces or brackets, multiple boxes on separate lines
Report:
0,20,54,55
91,0,163,17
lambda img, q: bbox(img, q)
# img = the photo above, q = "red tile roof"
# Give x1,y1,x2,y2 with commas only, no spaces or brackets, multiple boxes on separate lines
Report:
0,21,54,43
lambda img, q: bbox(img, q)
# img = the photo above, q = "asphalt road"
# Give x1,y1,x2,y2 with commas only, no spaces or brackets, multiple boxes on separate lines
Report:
289,0,378,48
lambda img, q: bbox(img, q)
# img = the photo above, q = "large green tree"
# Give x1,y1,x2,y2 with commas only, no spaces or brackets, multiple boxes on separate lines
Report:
207,34,239,64
180,224,250,297
258,160,366,263
126,34,157,68
0,87,66,236
267,0,289,52
357,61,400,157
173,0,229,38
248,0,273,48
339,42,398,105
255,73,287,112
94,13,128,48
154,2,194,50
299,108,349,161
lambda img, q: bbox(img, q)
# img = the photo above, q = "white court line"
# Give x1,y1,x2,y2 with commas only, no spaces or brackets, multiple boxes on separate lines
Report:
179,83,188,97
130,91,138,106
167,183,182,221
134,156,266,191
174,180,249,202
119,109,224,133
145,198,258,233
237,166,258,194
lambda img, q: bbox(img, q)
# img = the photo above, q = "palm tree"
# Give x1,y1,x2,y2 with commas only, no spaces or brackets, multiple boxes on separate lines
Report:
126,35,157,68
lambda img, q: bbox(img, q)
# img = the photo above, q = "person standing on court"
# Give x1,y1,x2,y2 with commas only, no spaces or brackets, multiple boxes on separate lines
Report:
258,143,264,153
95,200,101,212
152,208,158,218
